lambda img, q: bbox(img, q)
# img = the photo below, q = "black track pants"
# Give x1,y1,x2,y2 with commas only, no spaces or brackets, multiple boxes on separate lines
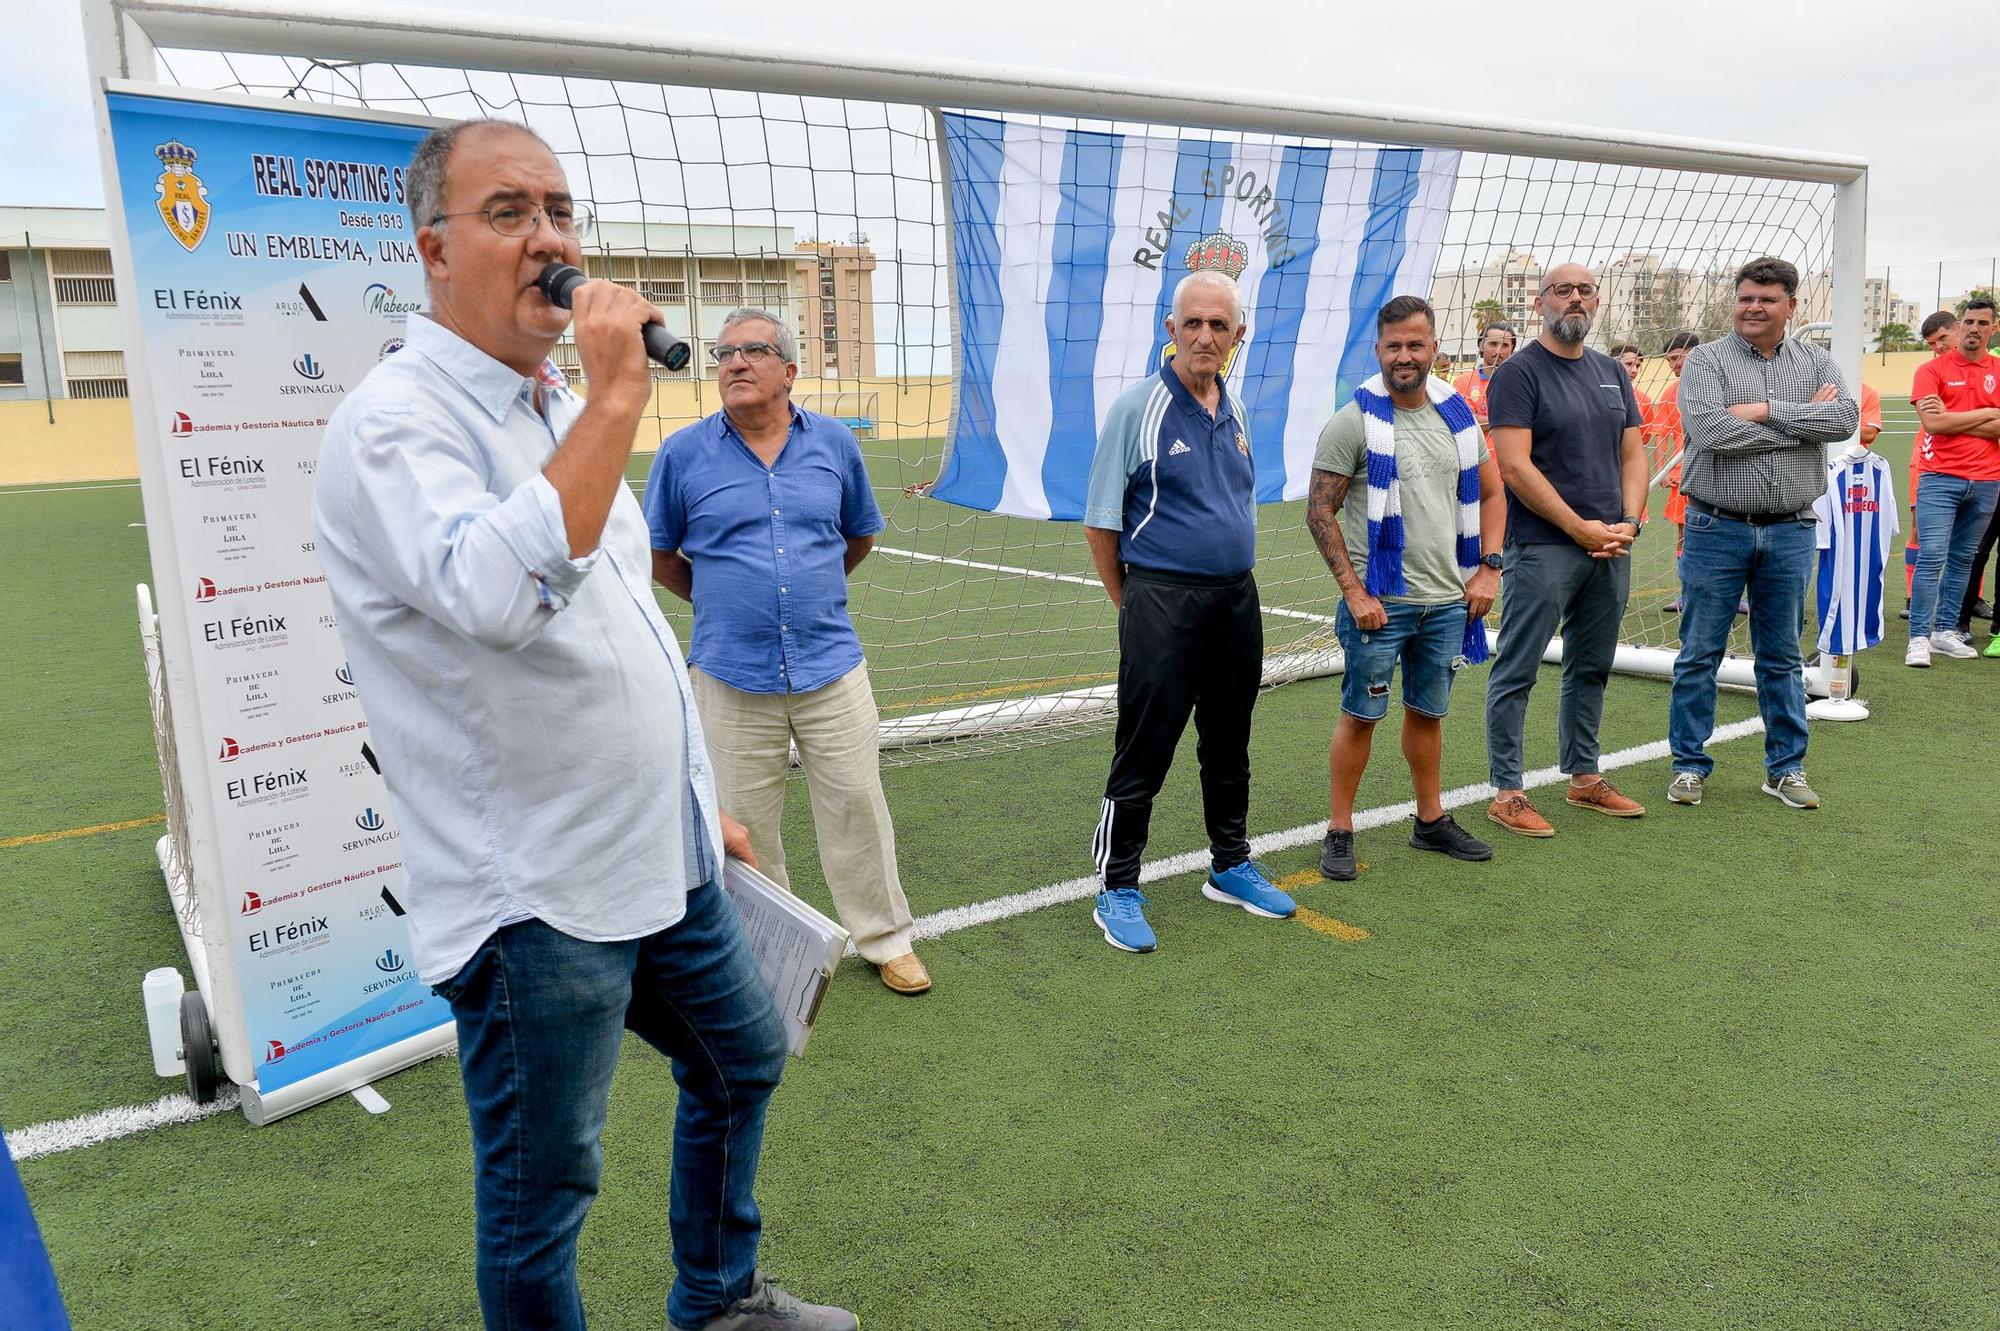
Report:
1092,566,1262,888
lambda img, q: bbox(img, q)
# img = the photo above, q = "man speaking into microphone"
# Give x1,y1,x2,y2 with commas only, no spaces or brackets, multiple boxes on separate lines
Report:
312,119,857,1331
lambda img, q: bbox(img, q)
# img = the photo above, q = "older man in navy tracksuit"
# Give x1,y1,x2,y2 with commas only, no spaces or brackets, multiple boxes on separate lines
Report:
1081,270,1295,954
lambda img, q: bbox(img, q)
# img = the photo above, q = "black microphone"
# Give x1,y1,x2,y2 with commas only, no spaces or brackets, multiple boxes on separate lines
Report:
534,262,692,372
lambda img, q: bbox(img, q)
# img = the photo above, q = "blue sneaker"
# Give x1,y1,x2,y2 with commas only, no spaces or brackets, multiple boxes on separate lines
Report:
1092,888,1156,953
1203,861,1296,919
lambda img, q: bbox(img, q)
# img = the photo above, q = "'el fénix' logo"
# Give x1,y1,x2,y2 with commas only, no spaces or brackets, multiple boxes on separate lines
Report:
154,139,211,252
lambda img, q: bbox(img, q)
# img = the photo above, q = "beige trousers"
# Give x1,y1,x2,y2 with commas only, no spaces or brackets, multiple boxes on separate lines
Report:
688,662,914,964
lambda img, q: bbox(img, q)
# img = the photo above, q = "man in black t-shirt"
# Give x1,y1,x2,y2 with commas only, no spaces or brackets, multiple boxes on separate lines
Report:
1482,262,1651,838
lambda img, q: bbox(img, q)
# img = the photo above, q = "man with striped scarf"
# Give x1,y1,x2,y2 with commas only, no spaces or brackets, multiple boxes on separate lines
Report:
1306,295,1507,879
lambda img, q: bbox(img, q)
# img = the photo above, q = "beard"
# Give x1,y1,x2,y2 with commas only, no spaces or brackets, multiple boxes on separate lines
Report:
1547,309,1592,345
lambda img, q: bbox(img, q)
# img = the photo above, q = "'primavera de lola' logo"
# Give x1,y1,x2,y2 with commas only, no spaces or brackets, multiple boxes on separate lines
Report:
154,139,211,252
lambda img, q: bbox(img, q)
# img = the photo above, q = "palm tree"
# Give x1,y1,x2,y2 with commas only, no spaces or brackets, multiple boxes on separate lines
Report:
1874,322,1915,352
1472,298,1505,331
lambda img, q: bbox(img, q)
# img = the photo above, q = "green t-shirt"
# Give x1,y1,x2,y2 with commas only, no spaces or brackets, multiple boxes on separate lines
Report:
1313,401,1470,606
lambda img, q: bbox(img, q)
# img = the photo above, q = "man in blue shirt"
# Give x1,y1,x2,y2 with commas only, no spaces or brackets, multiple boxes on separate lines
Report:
314,120,855,1331
647,310,927,996
1080,271,1296,954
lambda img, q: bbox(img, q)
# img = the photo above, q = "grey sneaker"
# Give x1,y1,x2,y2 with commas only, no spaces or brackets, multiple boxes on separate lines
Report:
672,1273,858,1331
1930,630,1978,660
1761,771,1820,810
1666,771,1704,805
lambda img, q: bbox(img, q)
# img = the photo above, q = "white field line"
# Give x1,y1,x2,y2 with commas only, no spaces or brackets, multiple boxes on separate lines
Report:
8,1086,240,1162
11,718,1762,1160
1,481,143,496
907,715,1766,943
874,545,1336,625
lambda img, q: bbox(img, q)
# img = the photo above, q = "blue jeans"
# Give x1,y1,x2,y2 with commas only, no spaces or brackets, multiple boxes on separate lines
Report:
436,883,789,1331
1669,507,1816,780
1334,600,1468,722
1908,473,2000,637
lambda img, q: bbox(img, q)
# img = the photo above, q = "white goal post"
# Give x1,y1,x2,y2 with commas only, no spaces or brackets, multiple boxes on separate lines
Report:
88,0,1868,765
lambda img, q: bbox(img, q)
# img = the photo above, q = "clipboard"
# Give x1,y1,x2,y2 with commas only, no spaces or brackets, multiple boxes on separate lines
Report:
720,858,849,1056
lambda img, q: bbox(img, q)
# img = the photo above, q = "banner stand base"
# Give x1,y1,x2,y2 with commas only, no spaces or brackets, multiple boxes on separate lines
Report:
1805,697,1870,721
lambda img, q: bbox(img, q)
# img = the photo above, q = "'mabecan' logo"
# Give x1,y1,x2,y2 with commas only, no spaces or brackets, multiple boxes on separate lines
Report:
362,283,421,318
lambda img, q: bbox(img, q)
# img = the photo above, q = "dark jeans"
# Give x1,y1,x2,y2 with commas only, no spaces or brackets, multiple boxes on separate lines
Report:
1669,505,1816,780
436,883,790,1331
1484,540,1630,790
1095,566,1261,887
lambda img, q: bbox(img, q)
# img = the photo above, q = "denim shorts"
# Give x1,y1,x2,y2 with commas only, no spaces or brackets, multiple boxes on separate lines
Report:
1334,600,1470,722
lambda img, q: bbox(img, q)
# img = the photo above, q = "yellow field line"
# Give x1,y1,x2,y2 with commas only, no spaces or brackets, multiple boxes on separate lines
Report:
0,814,165,850
1295,906,1372,942
1269,870,1373,941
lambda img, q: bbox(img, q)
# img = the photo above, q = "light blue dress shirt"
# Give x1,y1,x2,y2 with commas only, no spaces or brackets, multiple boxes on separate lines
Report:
643,405,884,695
312,313,720,986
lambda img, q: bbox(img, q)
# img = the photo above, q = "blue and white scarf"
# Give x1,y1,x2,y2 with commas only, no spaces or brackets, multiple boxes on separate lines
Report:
1352,373,1490,664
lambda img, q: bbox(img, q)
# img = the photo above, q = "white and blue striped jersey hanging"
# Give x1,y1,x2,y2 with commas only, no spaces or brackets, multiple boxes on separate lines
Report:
1812,451,1898,655
931,111,1460,520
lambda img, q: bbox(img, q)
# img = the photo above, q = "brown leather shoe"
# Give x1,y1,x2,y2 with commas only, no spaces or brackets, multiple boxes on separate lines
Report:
1487,794,1555,838
1565,776,1645,818
876,952,932,995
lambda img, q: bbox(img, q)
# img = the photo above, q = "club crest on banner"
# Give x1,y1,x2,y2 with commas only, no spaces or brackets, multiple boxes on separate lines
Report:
154,139,211,251
1161,231,1251,377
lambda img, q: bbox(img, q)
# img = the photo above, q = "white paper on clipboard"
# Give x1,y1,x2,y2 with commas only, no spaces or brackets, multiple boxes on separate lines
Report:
721,858,849,1055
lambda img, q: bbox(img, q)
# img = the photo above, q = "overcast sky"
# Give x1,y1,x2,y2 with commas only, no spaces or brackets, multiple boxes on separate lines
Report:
5,0,1990,291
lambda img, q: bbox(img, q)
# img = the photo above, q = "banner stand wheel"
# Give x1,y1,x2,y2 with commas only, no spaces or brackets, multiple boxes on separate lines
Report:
179,990,222,1105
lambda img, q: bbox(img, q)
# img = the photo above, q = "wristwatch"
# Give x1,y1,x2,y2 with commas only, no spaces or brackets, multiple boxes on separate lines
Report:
1480,552,1503,570
1619,515,1644,532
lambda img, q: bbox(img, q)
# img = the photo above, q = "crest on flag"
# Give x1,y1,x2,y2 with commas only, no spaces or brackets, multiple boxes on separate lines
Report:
154,139,211,251
1162,230,1253,376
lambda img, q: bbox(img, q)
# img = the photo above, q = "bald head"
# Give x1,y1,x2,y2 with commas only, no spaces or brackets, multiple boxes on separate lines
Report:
1538,262,1598,349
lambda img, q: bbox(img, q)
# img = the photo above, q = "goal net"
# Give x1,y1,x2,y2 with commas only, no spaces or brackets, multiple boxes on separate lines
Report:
131,14,1853,762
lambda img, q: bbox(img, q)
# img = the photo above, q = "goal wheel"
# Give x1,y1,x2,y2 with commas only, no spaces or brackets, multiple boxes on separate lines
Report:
180,990,222,1104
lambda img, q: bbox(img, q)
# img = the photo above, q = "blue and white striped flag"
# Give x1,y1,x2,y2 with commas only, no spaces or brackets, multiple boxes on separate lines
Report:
931,111,1460,520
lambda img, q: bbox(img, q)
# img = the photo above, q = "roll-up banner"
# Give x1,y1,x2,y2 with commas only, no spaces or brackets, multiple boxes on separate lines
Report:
103,86,454,1120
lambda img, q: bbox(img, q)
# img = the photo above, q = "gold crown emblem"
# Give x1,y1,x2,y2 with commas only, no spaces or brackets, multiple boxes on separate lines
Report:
154,139,198,168
1184,231,1248,281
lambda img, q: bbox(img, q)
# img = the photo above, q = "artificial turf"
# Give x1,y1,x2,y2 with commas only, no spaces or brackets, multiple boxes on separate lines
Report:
4,421,1998,1328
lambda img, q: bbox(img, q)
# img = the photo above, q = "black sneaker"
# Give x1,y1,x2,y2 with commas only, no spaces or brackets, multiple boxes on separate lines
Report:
1320,828,1357,880
1974,598,1994,621
1409,813,1493,862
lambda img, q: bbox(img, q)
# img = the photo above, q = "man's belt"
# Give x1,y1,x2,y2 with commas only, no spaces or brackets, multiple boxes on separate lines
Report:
1685,498,1811,527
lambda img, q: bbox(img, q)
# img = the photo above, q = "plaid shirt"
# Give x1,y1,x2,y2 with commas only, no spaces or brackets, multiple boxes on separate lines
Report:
1677,332,1860,515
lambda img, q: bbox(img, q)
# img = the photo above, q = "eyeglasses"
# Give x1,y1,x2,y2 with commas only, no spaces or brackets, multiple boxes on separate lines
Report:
1541,282,1598,299
710,341,778,365
428,201,595,240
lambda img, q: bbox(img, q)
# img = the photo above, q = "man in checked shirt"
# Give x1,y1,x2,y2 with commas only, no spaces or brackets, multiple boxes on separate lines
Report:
1666,257,1859,812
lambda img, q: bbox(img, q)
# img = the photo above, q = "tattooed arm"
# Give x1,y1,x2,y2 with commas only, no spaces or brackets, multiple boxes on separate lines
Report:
1306,468,1386,630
